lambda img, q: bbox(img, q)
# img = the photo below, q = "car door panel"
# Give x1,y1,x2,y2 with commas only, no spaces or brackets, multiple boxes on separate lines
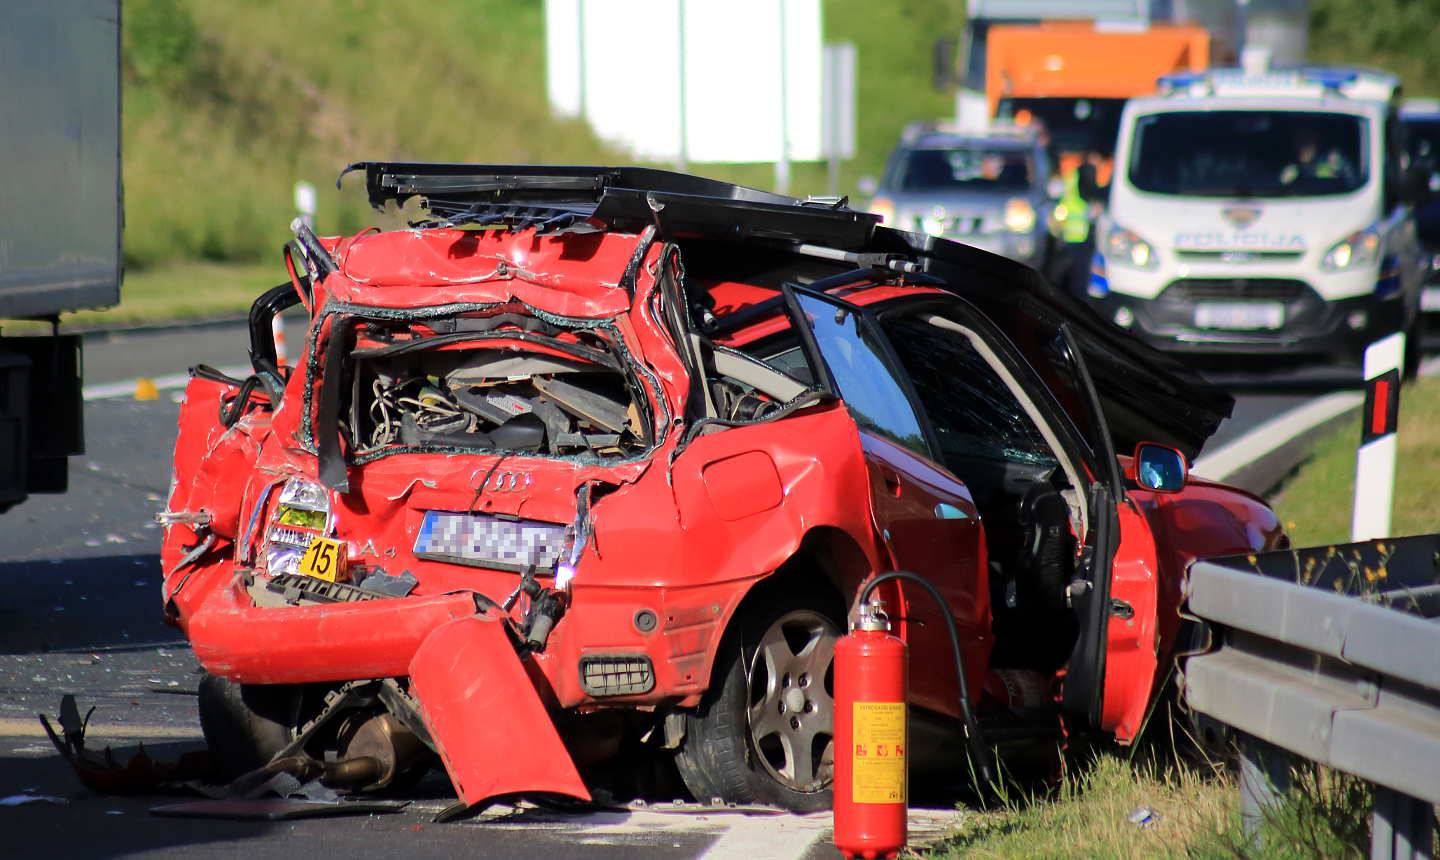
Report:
1099,503,1160,741
782,285,992,718
860,430,991,715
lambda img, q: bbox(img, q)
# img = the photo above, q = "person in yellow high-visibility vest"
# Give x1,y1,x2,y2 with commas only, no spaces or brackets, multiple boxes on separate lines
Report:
1055,167,1090,244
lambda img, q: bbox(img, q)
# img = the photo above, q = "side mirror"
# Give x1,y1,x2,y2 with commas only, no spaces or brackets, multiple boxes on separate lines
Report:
1134,442,1187,493
857,175,879,197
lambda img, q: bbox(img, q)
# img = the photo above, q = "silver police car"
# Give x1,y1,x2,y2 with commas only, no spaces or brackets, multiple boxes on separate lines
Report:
867,124,1066,283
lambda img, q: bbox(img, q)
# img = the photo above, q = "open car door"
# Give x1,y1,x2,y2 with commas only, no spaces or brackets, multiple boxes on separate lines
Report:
779,283,990,717
1050,324,1160,742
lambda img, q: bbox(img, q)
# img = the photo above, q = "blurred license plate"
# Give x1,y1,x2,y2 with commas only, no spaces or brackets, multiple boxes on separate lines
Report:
1194,302,1284,330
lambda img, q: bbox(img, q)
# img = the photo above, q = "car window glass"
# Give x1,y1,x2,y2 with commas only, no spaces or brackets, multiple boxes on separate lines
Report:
896,148,1033,192
881,313,1057,469
759,344,814,386
795,293,929,458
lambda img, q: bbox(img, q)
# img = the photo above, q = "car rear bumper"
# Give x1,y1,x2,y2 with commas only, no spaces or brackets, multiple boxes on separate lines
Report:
185,575,482,684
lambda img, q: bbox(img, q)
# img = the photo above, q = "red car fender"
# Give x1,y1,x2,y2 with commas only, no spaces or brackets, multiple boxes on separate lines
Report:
1131,474,1285,690
162,376,269,615
546,405,883,706
409,614,589,807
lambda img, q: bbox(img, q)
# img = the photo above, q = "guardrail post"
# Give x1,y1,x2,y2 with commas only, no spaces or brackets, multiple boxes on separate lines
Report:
1371,786,1435,860
1238,732,1293,841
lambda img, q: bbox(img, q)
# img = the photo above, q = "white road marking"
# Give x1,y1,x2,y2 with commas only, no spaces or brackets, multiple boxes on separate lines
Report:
1192,355,1440,484
697,807,965,859
1191,390,1364,482
0,717,202,740
82,365,252,401
699,812,831,860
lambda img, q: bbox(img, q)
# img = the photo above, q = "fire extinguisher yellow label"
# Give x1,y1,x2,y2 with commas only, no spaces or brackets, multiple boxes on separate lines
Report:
851,701,906,804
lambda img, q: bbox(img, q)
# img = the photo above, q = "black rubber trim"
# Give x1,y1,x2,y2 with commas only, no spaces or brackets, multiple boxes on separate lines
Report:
317,317,353,492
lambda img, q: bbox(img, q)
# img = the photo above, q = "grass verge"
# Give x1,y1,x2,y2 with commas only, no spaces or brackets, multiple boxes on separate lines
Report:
0,261,279,335
924,754,1234,860
921,749,1389,859
1272,374,1440,547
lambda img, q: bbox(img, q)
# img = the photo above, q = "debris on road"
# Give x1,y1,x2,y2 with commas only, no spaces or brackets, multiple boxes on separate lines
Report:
149,798,409,821
39,694,212,795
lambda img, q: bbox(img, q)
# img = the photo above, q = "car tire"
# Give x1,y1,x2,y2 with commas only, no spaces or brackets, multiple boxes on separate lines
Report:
674,599,842,812
197,673,299,778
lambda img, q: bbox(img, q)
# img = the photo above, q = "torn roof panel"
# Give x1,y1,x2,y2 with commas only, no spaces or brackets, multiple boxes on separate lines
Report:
322,228,641,318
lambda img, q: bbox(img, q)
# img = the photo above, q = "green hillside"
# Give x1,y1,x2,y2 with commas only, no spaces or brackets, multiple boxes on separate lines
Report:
122,0,964,273
1310,0,1440,97
110,0,1439,325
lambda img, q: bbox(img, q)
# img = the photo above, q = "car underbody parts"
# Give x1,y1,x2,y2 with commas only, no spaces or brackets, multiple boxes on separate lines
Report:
856,571,995,790
251,713,428,793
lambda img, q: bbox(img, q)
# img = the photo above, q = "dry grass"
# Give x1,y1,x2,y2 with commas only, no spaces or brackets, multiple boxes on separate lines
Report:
925,753,1236,860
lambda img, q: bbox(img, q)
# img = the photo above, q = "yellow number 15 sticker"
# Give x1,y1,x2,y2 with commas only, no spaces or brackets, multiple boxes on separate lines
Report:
299,536,346,582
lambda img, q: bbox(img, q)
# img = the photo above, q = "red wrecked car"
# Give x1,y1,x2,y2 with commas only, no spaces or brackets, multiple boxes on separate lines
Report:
158,164,1282,812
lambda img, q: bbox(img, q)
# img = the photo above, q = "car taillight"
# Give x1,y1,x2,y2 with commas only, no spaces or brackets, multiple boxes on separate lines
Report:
264,478,333,575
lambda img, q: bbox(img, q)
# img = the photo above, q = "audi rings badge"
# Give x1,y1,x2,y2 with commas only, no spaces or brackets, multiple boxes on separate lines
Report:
471,470,533,494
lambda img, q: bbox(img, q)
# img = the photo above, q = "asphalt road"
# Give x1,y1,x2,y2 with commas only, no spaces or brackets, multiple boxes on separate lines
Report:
0,317,1386,859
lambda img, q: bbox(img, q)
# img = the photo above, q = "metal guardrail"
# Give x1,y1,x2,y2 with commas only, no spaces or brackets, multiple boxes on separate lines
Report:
1181,535,1440,860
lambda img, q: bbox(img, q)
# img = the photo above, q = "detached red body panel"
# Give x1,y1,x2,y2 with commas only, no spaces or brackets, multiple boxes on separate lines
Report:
409,615,589,805
160,172,1282,809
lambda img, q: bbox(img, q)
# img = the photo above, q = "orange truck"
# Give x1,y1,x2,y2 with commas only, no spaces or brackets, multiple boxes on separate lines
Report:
986,21,1211,183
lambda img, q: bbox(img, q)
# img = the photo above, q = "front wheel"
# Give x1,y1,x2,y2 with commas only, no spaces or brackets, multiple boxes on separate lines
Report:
674,602,841,812
197,673,300,778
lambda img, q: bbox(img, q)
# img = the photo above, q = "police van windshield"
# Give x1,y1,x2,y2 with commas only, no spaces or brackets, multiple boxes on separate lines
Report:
893,148,1033,193
1129,110,1368,198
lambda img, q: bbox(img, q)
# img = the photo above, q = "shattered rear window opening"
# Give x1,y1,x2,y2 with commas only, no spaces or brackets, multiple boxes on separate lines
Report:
305,303,667,465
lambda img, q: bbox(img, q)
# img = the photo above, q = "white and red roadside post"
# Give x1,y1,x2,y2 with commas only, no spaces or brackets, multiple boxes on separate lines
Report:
1351,332,1405,541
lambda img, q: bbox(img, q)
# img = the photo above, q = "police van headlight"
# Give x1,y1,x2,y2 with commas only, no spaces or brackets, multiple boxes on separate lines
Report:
868,196,895,226
1321,227,1381,271
1105,226,1158,270
1003,198,1036,233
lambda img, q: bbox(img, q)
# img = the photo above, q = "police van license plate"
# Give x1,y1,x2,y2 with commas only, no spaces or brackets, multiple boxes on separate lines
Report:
1194,302,1284,330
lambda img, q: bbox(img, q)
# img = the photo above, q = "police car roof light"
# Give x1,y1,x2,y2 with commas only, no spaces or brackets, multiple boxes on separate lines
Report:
1302,68,1359,90
1157,71,1205,92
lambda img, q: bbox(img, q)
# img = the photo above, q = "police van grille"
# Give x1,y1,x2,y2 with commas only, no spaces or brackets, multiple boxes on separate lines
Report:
1164,278,1311,302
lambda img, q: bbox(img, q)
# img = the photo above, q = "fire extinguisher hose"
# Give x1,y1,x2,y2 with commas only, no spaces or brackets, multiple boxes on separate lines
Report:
858,570,996,789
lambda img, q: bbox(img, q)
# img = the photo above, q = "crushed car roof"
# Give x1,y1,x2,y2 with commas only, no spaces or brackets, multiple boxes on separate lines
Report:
337,163,1234,459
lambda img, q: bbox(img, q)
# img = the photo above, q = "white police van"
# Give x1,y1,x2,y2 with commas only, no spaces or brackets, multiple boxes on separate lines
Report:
1089,66,1428,373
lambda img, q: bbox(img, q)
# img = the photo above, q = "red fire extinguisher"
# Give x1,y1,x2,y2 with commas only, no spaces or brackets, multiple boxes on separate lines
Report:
834,600,908,859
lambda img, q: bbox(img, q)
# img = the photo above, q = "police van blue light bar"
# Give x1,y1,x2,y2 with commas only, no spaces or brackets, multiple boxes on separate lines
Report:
1302,68,1359,90
1157,71,1205,92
